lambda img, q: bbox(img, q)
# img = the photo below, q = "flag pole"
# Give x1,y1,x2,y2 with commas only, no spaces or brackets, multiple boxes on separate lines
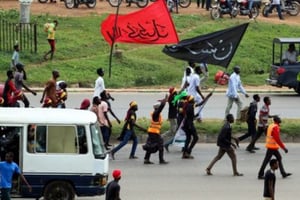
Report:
108,0,121,78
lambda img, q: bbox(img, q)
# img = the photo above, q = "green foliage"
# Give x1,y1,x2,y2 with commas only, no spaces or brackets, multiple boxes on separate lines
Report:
1,10,300,88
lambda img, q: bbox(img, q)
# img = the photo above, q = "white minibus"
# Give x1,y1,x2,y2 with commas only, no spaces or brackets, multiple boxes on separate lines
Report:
0,108,109,199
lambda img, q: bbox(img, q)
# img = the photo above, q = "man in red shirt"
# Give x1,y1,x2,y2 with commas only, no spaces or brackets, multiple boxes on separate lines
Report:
2,70,22,107
257,116,292,179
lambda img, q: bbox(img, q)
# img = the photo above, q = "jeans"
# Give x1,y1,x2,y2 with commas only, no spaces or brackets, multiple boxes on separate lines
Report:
207,147,238,174
268,4,283,19
112,130,138,157
248,0,254,17
100,126,110,145
1,188,11,200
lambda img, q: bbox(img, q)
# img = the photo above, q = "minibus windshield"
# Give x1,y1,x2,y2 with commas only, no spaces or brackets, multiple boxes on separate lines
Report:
90,124,106,159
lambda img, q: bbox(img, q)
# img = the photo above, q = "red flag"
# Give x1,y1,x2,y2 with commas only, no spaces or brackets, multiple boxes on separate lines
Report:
101,0,179,45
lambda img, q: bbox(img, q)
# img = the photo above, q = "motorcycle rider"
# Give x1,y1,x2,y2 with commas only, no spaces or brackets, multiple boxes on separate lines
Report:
265,0,284,20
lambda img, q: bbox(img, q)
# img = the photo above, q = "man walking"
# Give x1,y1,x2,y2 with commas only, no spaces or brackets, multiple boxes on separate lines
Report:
187,66,205,122
206,114,243,176
258,116,291,179
163,87,178,152
100,90,121,147
237,94,260,153
2,70,21,107
225,66,249,122
98,97,111,150
247,96,274,152
263,159,278,200
111,101,147,160
14,63,37,107
0,152,32,200
143,95,169,164
181,95,199,159
105,169,122,200
93,68,106,98
11,44,20,71
44,20,58,60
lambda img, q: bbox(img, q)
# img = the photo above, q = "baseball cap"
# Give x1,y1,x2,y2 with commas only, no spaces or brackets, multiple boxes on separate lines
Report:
80,99,91,109
112,169,122,179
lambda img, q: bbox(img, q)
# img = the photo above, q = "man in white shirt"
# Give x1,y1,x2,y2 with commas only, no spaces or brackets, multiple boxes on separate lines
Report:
181,61,195,90
187,66,205,122
93,68,106,97
282,43,298,65
225,66,249,121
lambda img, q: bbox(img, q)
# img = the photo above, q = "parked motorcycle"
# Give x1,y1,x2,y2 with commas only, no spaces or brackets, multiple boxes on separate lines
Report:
210,0,238,19
108,0,149,8
233,0,261,18
262,0,300,17
64,0,96,9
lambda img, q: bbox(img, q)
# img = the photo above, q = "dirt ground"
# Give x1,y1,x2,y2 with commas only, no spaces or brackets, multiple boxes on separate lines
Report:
0,0,299,25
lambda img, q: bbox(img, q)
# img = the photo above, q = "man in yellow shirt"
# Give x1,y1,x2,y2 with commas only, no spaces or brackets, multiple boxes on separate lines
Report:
44,20,58,60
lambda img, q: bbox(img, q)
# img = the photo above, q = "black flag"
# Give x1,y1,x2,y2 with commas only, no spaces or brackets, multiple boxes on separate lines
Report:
162,23,249,68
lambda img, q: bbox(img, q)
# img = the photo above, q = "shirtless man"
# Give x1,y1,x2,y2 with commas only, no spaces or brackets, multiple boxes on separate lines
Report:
40,70,60,107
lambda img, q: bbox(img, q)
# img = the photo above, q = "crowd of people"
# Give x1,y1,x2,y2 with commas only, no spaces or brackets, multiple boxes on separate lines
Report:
0,53,294,200
102,61,292,200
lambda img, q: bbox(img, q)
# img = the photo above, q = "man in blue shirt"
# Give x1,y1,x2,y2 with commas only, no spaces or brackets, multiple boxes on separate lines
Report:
225,66,249,122
0,152,31,200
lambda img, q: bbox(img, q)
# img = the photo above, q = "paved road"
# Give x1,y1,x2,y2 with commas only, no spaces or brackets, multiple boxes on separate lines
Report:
18,143,300,200
26,92,300,119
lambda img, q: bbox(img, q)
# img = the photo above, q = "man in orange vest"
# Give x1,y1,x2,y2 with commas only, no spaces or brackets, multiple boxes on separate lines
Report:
257,116,292,179
143,95,168,165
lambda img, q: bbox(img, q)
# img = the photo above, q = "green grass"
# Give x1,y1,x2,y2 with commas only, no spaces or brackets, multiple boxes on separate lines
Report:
1,9,300,88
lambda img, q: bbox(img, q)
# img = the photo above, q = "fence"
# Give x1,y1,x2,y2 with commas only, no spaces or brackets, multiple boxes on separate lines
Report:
0,19,37,53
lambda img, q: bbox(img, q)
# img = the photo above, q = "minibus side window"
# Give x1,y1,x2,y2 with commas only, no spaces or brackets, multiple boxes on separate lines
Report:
47,126,77,153
33,125,77,154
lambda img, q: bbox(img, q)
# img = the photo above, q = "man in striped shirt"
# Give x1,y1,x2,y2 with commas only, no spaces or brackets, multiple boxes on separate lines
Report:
247,96,275,153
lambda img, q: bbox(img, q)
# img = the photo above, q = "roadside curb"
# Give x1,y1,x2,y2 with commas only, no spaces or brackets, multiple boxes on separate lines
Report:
31,86,295,93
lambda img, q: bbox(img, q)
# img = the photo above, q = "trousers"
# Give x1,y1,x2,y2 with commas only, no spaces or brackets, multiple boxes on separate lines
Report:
207,147,238,174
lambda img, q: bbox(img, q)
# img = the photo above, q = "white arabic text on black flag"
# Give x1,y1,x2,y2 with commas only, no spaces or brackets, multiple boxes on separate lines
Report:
162,23,249,68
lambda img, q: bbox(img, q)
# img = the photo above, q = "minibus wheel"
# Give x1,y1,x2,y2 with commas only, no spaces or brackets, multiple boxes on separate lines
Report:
44,181,75,200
